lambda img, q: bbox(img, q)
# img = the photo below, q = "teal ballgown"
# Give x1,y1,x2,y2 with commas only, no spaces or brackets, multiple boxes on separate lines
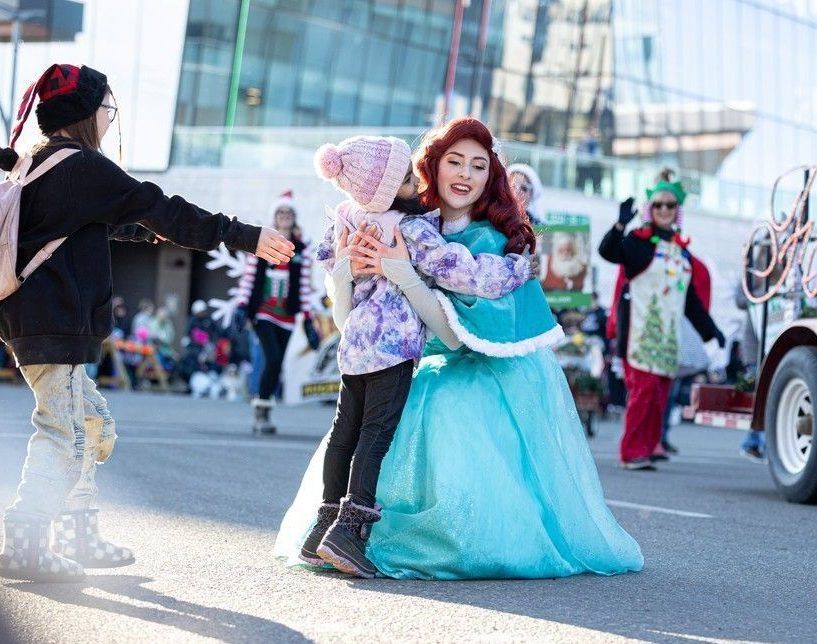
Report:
274,221,643,580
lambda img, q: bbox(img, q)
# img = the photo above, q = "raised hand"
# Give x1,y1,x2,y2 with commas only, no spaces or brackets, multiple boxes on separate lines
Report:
255,227,296,264
618,197,637,227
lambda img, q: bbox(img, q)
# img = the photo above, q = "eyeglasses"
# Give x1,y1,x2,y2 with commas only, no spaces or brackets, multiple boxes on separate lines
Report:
101,103,118,123
652,201,678,210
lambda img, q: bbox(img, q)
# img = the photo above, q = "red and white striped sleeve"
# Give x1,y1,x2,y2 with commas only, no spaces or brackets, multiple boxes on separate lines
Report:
300,241,315,317
236,254,259,306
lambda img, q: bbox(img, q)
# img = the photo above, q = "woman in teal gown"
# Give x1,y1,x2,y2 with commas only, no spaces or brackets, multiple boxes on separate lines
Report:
273,118,643,579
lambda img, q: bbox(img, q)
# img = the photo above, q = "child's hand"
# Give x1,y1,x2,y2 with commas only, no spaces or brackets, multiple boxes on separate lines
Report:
351,226,410,276
523,245,541,279
256,227,296,264
344,223,381,277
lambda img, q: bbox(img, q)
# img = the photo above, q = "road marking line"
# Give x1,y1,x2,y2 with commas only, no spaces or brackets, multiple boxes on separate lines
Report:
606,499,713,519
0,432,317,452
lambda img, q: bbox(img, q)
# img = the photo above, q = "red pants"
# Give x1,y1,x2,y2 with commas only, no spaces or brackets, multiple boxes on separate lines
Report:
621,361,673,462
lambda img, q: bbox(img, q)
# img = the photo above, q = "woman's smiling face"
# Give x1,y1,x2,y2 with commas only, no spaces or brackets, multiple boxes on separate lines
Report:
436,138,490,214
650,190,679,230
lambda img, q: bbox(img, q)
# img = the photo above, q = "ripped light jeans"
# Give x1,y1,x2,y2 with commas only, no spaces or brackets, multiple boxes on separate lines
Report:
4,364,116,523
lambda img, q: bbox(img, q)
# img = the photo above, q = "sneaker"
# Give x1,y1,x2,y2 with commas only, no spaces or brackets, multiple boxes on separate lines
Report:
622,458,657,471
740,446,766,464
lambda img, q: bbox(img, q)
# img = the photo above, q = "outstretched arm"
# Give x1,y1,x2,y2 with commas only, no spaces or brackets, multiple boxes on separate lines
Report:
70,151,294,263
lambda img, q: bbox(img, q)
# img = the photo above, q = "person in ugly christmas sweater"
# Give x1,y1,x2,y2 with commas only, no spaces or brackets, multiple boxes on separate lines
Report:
599,167,725,471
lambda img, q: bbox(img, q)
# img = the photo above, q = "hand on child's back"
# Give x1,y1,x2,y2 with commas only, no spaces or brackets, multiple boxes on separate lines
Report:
256,227,296,264
351,226,410,276
344,223,382,278
523,245,541,279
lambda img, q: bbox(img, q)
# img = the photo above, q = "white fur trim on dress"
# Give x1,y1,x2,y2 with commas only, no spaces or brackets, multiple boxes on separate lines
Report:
434,290,565,358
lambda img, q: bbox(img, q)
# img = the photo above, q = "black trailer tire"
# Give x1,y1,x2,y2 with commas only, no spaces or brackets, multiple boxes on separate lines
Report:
764,346,817,504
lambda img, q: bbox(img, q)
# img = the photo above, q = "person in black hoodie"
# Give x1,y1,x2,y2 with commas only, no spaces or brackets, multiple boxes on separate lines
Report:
0,64,295,582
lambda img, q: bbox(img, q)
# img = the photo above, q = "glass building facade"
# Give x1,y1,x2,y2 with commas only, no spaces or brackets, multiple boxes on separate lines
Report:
171,0,817,218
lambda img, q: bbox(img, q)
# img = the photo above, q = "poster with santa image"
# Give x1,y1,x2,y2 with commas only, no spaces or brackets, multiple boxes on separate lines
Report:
533,212,592,310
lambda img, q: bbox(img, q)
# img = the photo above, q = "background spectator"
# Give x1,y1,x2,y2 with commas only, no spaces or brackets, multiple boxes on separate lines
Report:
131,298,156,338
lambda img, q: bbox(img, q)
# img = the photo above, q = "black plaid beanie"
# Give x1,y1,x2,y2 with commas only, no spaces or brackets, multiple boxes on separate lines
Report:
0,63,107,170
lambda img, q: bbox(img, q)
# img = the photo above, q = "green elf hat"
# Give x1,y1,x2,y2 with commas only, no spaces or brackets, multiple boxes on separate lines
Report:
646,179,687,205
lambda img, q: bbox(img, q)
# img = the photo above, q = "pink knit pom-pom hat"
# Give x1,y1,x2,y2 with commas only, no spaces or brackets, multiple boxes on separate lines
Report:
314,135,412,212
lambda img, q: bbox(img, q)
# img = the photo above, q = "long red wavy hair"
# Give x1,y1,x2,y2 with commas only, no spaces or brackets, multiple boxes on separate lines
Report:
415,117,535,254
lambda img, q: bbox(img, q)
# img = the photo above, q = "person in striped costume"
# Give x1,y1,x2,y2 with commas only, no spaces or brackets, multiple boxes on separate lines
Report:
237,191,319,433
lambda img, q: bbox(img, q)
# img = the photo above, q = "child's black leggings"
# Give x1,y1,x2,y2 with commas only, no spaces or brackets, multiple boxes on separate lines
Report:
322,360,414,508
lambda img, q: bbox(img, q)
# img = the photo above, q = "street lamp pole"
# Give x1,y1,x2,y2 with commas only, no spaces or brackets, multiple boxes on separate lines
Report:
441,0,466,125
1,7,47,141
467,0,491,117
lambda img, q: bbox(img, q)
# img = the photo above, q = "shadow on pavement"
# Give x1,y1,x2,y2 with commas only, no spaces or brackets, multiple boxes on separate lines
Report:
344,570,800,643
7,575,308,644
0,609,20,644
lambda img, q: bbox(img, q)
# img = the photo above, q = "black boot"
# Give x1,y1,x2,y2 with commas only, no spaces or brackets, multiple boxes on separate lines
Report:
299,502,340,566
317,496,381,578
52,509,135,569
252,400,276,435
0,518,85,582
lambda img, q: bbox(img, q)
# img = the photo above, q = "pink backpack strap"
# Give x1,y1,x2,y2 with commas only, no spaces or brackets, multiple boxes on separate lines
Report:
19,238,66,282
21,147,79,185
17,148,80,282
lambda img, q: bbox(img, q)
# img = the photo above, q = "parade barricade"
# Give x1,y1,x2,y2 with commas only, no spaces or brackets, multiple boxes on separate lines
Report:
96,338,170,392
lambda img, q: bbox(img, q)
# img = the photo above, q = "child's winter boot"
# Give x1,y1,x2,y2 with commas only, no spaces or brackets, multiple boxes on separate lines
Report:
316,496,381,578
52,509,135,568
0,518,85,582
299,502,340,566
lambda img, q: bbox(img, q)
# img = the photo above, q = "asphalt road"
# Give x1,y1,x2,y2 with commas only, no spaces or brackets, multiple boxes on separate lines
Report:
0,383,813,643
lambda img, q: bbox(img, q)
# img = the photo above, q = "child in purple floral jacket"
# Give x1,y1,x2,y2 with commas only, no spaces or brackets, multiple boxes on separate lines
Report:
300,135,534,577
